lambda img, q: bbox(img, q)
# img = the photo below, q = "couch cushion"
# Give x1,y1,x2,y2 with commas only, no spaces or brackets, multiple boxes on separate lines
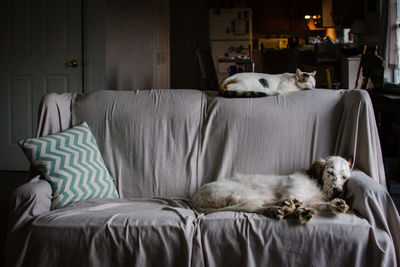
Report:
19,122,119,209
26,198,197,267
198,211,394,267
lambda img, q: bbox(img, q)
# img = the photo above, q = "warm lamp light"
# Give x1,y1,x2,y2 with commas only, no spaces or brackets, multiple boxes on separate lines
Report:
305,14,322,29
325,28,336,41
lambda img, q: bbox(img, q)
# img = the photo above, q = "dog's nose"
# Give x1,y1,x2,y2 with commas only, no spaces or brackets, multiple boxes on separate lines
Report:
333,187,343,197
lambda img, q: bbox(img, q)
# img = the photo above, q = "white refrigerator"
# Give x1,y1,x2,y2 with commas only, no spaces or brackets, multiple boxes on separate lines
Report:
209,8,253,82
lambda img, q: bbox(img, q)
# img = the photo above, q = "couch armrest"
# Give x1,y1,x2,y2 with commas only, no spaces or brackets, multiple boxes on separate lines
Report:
7,175,52,235
345,170,400,263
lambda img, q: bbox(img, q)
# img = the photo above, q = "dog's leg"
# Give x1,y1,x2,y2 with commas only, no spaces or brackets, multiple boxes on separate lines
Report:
262,198,299,220
290,200,316,224
309,199,349,214
262,205,286,220
308,201,331,211
264,198,316,223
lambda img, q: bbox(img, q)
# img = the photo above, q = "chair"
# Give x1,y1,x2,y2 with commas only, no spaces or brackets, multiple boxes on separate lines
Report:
303,65,338,89
355,45,385,89
315,65,334,89
195,46,219,90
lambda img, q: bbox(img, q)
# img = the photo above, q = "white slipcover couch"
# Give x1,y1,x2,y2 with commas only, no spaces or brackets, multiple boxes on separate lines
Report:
6,89,400,267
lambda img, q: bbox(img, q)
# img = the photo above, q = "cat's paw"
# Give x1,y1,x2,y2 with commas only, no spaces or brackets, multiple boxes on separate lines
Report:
329,198,349,214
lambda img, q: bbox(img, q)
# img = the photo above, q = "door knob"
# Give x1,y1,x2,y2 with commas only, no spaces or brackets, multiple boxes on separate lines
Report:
67,59,79,68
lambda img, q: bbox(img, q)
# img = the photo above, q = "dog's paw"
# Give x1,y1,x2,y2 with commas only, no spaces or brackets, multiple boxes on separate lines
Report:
263,205,288,220
265,206,286,220
264,198,306,221
280,198,297,215
296,208,316,224
292,198,304,209
329,198,349,214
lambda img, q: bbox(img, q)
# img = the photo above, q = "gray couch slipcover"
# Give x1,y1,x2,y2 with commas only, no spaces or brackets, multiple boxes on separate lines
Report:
6,89,400,267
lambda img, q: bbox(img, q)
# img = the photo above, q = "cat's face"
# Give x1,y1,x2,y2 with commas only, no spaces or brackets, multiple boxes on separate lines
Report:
295,69,316,90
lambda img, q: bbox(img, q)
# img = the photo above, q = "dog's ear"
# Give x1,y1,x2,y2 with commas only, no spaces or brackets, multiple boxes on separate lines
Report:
346,156,353,166
307,158,326,183
296,68,302,78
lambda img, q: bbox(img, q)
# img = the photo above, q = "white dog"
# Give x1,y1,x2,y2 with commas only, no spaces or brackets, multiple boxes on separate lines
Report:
192,156,353,223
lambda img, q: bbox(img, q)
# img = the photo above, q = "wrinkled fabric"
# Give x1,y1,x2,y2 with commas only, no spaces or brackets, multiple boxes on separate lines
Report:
36,92,75,137
37,89,385,193
195,170,400,267
197,207,392,267
71,90,205,198
200,89,344,183
346,170,400,265
200,89,385,185
6,89,400,267
335,90,385,184
9,198,198,267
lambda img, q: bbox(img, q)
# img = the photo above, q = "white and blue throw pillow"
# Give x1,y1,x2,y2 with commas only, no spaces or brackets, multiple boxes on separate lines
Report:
19,122,119,209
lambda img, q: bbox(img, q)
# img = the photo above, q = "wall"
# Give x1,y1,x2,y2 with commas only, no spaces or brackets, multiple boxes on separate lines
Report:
170,0,209,89
84,0,107,92
106,0,156,90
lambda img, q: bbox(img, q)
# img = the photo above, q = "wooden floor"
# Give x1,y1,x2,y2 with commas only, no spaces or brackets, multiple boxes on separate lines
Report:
0,171,29,267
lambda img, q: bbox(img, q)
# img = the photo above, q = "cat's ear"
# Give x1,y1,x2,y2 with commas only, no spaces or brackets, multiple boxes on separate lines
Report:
311,71,316,77
296,68,302,78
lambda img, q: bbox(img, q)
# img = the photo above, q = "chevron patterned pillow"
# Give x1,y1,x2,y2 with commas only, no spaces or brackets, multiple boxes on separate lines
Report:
19,122,119,209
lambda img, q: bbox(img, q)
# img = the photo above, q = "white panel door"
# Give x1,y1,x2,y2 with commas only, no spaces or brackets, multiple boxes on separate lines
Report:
0,0,83,170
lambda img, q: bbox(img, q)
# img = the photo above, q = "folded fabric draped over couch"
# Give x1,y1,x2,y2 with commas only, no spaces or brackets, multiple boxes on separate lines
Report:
6,89,400,267
38,89,385,195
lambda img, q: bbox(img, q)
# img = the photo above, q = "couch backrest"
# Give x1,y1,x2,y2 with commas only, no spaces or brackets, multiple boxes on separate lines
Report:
37,89,385,198
71,90,204,198
198,90,343,185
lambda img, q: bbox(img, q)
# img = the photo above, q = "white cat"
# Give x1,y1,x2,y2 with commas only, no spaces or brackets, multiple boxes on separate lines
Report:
219,69,316,97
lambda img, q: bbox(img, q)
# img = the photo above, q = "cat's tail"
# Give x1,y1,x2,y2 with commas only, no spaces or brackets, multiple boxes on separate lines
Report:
218,80,268,98
219,90,268,98
218,78,232,93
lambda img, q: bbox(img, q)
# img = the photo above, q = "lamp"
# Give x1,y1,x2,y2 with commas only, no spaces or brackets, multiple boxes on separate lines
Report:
325,28,336,42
